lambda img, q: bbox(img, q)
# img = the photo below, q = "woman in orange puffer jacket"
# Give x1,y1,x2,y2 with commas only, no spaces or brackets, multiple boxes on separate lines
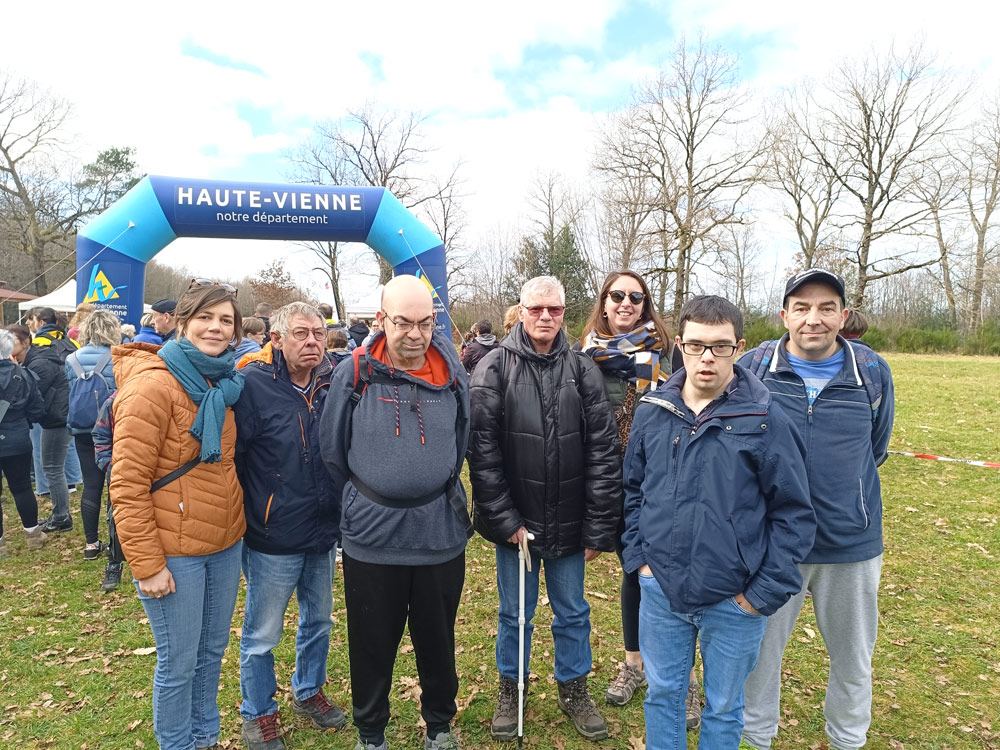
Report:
110,282,245,750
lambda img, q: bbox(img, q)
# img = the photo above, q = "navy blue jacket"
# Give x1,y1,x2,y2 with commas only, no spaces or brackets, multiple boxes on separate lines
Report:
131,327,162,345
739,335,894,564
234,346,339,555
0,360,45,457
622,366,816,616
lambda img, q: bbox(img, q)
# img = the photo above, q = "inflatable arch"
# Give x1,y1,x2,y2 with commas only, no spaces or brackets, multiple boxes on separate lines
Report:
75,176,449,327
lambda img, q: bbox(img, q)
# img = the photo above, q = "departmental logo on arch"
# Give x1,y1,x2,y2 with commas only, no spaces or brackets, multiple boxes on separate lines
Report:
83,263,127,303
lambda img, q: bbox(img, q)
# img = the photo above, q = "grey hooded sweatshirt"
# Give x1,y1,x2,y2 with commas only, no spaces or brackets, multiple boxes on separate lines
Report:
319,330,471,565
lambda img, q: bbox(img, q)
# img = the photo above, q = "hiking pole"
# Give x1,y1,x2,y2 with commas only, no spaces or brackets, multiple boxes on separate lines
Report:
517,531,534,750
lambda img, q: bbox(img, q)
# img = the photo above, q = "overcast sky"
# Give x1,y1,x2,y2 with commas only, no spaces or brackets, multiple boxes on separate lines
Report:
4,0,1000,306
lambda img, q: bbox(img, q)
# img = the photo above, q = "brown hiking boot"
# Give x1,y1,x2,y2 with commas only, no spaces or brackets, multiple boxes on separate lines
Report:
24,526,47,550
241,711,285,749
605,662,646,706
686,677,702,731
557,676,608,741
491,676,521,740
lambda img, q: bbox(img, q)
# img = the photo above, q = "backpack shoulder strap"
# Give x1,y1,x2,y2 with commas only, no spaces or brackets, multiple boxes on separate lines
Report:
67,351,85,377
92,351,113,381
847,341,883,422
350,346,369,407
747,340,779,379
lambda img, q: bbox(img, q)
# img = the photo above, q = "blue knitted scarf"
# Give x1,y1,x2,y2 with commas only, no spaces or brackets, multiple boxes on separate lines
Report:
158,338,244,463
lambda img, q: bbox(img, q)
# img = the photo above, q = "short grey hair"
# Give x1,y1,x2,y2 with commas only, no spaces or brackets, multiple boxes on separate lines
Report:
0,329,13,360
79,310,122,347
270,302,324,337
520,276,565,306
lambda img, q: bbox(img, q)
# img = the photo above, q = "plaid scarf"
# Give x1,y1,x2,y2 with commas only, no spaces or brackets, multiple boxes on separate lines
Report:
581,320,668,392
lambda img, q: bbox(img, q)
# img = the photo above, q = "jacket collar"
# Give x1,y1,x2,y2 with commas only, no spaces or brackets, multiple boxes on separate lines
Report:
769,333,862,386
363,330,460,389
641,365,771,421
499,322,568,363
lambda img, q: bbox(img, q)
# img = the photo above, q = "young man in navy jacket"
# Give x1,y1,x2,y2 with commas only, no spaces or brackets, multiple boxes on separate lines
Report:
741,270,895,750
622,295,816,750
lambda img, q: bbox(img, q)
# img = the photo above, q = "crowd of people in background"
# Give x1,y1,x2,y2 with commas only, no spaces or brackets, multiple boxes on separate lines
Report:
0,267,893,750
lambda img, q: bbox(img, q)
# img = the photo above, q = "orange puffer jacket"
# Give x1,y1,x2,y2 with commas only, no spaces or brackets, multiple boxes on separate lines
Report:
109,343,245,580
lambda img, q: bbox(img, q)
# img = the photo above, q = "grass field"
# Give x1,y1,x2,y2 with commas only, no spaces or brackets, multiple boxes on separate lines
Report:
0,353,997,749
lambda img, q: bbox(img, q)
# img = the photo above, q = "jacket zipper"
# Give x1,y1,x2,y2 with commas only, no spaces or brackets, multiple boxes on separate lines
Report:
858,478,870,529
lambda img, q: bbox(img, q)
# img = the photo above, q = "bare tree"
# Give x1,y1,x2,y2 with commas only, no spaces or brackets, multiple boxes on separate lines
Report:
714,222,764,312
308,104,461,284
422,163,471,295
956,97,1000,333
911,156,962,326
790,42,964,309
595,37,767,318
285,136,352,319
766,118,843,269
586,138,659,300
0,72,139,295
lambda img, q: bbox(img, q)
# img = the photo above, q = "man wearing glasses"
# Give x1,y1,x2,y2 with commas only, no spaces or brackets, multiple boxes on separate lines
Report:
621,295,815,749
234,302,346,749
469,275,622,742
320,275,472,750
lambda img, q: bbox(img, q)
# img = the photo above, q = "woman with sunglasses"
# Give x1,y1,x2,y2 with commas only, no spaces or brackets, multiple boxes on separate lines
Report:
110,281,246,750
580,271,681,710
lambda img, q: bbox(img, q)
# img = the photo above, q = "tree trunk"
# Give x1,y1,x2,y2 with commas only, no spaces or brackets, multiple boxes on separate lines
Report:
970,232,987,333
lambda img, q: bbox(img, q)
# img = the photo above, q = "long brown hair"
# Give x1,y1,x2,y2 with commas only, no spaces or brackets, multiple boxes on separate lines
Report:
581,270,671,349
175,285,242,347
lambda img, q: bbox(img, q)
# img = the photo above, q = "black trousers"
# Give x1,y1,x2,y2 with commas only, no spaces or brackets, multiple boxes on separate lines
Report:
0,451,39,536
342,551,465,737
616,547,641,653
74,434,106,545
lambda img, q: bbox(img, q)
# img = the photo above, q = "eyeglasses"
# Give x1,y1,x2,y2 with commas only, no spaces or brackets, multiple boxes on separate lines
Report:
287,328,327,341
608,290,645,305
679,342,739,357
189,278,238,297
522,305,566,317
380,311,435,333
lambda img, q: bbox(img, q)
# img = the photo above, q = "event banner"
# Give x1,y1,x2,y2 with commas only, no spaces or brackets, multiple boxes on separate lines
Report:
76,176,450,326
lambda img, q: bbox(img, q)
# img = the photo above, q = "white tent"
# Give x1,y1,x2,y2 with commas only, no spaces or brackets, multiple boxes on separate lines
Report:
17,279,77,313
344,285,382,319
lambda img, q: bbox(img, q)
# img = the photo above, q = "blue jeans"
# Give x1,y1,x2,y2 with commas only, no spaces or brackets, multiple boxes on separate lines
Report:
495,545,591,683
38,426,71,521
638,573,767,750
135,542,242,750
239,547,335,719
31,424,82,495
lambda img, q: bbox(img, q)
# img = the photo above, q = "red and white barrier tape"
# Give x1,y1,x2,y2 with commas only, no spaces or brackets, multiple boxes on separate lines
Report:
889,451,1000,469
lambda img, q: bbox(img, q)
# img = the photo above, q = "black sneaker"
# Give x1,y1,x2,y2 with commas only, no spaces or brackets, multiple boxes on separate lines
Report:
84,541,106,560
40,516,73,533
101,562,123,591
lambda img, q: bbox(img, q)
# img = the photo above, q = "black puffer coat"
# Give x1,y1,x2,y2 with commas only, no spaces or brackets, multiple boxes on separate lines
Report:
468,323,623,557
23,345,68,429
0,360,45,457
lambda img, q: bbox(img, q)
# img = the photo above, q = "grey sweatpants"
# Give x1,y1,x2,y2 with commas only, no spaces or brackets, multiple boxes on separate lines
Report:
742,555,882,750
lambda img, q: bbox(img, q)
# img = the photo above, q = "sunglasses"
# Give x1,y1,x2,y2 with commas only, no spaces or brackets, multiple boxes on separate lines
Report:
608,290,645,305
189,278,238,297
522,305,566,317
